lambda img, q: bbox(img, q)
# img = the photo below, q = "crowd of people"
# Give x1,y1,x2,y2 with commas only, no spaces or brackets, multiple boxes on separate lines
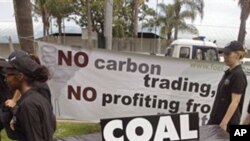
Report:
0,41,250,141
0,50,56,141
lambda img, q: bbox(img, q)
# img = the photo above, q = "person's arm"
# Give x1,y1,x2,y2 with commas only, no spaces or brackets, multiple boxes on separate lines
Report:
242,113,250,125
5,90,21,108
242,101,250,125
220,93,242,130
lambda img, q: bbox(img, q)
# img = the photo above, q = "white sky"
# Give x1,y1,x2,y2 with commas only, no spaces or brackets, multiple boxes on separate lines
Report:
0,0,248,26
147,0,249,27
1,0,250,47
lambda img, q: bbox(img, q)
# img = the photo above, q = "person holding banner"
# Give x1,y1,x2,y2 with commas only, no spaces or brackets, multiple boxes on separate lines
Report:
208,41,248,132
0,50,56,141
0,59,19,140
4,54,52,108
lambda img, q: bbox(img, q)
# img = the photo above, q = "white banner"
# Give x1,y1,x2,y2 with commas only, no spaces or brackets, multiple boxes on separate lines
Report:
38,42,250,125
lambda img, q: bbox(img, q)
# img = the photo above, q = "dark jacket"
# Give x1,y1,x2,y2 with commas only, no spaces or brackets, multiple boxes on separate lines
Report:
14,89,56,141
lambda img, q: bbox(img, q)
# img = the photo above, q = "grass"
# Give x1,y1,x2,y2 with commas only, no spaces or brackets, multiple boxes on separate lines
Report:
0,121,101,141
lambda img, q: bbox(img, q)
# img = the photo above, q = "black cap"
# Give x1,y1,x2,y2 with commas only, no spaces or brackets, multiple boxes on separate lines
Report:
6,50,40,78
223,41,245,54
0,58,12,68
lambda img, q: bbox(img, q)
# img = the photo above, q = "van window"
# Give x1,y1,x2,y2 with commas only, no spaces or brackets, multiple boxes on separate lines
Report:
204,49,217,61
193,46,219,61
179,47,190,59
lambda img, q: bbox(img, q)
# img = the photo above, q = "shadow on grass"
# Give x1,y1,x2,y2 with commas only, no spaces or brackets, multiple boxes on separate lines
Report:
0,122,101,141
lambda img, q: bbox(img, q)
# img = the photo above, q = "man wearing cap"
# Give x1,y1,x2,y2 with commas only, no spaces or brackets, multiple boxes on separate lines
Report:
0,50,56,141
208,41,248,132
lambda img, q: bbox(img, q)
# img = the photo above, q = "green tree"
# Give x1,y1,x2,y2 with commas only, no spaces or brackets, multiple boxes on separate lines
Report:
46,0,74,43
73,0,152,39
237,0,250,44
13,0,34,53
33,0,50,40
74,0,105,34
173,0,204,39
113,0,133,37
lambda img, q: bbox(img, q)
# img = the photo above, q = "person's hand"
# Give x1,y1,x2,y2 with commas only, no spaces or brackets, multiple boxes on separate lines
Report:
219,122,227,131
10,118,15,131
5,99,17,108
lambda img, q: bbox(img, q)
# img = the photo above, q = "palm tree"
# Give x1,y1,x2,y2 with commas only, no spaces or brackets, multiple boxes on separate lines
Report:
144,3,198,40
237,0,250,44
173,0,204,39
13,0,34,53
157,4,175,40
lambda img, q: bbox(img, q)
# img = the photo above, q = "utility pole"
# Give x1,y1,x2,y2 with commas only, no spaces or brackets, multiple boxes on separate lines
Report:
87,0,93,48
104,0,113,50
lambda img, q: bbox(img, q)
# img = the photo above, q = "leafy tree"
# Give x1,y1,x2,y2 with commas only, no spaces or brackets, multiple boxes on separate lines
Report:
73,0,105,35
237,0,250,44
46,0,74,43
33,0,50,40
74,0,151,38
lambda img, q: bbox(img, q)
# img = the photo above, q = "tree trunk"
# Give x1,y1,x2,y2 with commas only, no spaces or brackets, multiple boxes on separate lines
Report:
42,3,50,41
238,17,247,44
133,0,139,38
132,0,139,52
167,32,172,40
174,3,181,40
87,0,93,48
57,18,63,44
13,0,34,54
174,25,178,40
238,2,250,44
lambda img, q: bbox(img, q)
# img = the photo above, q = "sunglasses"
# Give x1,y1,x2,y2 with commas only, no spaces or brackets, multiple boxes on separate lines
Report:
4,72,20,77
223,52,232,56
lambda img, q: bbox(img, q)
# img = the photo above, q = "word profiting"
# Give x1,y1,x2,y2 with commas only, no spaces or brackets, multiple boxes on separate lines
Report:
102,93,180,113
144,74,216,97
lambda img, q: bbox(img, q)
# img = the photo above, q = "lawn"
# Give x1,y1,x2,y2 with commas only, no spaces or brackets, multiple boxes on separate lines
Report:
0,121,101,141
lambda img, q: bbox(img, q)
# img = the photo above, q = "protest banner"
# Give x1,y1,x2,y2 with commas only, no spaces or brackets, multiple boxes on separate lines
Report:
38,42,250,125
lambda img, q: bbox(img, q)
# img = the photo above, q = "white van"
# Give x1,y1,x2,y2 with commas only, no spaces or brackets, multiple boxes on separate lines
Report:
165,38,219,61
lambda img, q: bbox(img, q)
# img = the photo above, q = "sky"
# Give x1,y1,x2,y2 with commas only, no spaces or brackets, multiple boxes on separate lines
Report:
0,0,250,47
0,0,248,26
147,0,249,27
